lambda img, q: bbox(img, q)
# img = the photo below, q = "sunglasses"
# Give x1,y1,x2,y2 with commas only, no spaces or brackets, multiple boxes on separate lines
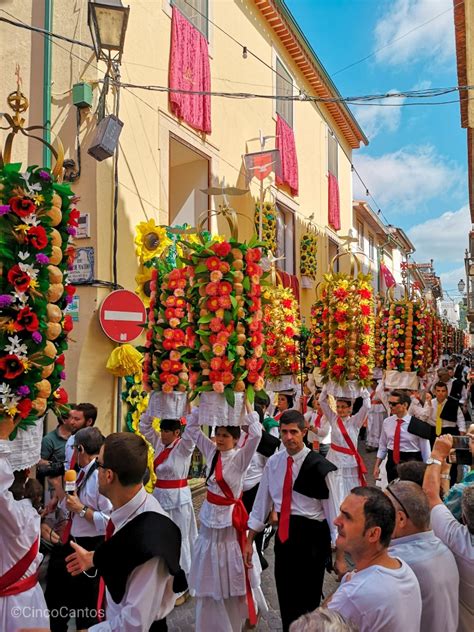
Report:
386,484,410,519
388,401,400,407
96,460,111,470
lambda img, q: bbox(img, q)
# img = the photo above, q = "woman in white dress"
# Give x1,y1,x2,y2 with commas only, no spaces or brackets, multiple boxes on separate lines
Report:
304,391,331,457
0,419,49,632
366,379,388,451
319,385,371,545
139,397,198,600
186,406,266,632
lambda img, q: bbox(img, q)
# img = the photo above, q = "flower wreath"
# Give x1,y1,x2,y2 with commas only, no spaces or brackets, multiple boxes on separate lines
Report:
262,285,301,377
300,231,318,280
320,273,375,386
0,165,76,433
254,202,277,254
183,235,268,406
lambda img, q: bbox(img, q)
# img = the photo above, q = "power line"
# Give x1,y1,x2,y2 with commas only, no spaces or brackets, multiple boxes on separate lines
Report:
331,0,462,77
1,4,456,235
0,15,94,50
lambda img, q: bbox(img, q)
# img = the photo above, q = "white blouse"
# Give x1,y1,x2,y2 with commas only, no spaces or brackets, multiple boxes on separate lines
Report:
186,410,262,528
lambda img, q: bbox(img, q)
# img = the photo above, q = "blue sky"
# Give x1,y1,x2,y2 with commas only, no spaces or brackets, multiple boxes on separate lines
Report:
286,0,469,296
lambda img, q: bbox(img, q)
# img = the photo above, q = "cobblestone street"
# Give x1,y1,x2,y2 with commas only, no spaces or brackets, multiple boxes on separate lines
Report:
168,442,377,631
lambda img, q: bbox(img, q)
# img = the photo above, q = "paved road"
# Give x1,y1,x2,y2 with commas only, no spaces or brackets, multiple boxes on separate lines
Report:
168,441,377,631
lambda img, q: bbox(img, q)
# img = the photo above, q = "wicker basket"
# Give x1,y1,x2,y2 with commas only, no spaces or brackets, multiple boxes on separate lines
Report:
384,371,419,390
7,416,44,471
198,391,245,427
325,380,363,400
147,391,187,419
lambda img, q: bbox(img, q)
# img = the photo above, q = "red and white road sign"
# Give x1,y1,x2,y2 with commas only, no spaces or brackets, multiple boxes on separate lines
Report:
99,290,147,343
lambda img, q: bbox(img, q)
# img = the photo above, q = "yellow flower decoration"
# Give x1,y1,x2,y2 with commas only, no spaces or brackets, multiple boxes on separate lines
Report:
135,219,173,263
135,265,153,308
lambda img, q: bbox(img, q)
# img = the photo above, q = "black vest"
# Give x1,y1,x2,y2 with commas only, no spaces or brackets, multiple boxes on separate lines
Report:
93,511,187,604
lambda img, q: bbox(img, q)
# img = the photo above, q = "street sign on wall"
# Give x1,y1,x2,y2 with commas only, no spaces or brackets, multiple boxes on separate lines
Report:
99,290,147,343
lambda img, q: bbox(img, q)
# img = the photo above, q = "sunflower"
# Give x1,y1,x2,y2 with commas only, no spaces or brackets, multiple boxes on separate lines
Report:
135,265,153,307
135,219,173,263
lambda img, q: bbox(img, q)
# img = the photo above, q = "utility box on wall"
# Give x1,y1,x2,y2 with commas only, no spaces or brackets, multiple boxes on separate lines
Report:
72,82,93,108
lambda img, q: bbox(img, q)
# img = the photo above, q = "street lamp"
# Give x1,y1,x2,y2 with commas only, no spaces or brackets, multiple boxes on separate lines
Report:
88,0,130,64
458,278,466,293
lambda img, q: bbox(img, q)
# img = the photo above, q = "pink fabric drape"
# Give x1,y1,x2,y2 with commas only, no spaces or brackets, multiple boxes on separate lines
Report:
276,115,298,196
328,172,341,231
169,7,211,134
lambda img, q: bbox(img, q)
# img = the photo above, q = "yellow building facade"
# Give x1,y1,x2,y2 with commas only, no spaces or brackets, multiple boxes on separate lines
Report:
0,0,367,433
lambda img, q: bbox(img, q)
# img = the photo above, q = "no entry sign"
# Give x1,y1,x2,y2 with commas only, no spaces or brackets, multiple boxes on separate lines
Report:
99,290,147,343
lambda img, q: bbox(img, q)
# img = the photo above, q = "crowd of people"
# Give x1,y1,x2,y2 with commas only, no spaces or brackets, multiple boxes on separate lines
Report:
1,355,473,631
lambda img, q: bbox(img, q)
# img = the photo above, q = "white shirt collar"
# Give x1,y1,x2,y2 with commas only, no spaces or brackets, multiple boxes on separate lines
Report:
110,486,148,531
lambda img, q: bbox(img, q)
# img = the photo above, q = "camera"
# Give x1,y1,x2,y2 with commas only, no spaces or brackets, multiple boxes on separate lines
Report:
452,436,470,449
36,461,65,478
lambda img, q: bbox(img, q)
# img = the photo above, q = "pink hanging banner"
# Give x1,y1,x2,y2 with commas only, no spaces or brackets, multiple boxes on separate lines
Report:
169,7,211,134
276,115,299,196
328,172,341,231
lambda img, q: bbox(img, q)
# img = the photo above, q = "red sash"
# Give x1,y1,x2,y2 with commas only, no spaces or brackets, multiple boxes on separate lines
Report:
206,453,257,626
154,478,188,489
153,439,180,471
0,537,39,597
331,417,367,486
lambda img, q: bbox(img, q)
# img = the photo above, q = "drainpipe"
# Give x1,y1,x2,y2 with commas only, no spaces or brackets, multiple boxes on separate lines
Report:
43,0,52,169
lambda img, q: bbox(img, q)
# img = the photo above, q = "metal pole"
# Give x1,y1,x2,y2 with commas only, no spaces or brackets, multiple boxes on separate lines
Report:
43,0,52,169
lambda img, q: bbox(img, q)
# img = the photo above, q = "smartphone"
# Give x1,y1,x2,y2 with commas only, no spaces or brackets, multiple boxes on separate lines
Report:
455,449,473,466
452,436,470,449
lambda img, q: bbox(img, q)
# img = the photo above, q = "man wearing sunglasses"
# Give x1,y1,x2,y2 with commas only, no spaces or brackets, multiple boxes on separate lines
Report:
45,427,112,632
374,391,431,483
64,432,186,632
387,480,459,632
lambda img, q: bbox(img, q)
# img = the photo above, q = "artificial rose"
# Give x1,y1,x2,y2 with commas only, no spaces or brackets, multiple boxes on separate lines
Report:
54,387,69,405
7,265,31,292
63,314,73,333
17,397,33,419
26,226,48,250
9,196,35,217
15,306,39,332
206,256,221,271
211,241,231,257
0,354,24,379
212,381,225,393
245,248,261,263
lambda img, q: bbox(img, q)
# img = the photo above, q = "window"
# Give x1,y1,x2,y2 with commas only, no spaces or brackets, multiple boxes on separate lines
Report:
328,238,339,272
368,233,375,261
275,203,295,274
357,220,364,251
172,0,208,38
276,58,293,127
328,130,338,178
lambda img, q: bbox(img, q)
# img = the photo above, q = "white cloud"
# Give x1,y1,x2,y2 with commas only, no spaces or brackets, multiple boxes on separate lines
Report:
353,90,406,140
407,206,470,264
439,265,466,293
374,0,454,66
353,146,464,211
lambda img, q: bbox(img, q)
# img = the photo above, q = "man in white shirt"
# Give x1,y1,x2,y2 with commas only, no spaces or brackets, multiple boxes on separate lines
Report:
326,486,422,632
65,432,185,632
423,435,474,632
374,391,431,483
46,427,112,631
245,409,336,631
64,402,98,470
386,480,459,632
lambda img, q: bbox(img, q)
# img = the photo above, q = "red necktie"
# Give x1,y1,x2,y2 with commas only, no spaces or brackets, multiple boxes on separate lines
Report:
278,456,293,543
61,469,85,544
393,419,404,465
97,519,115,621
314,412,323,429
69,450,77,470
